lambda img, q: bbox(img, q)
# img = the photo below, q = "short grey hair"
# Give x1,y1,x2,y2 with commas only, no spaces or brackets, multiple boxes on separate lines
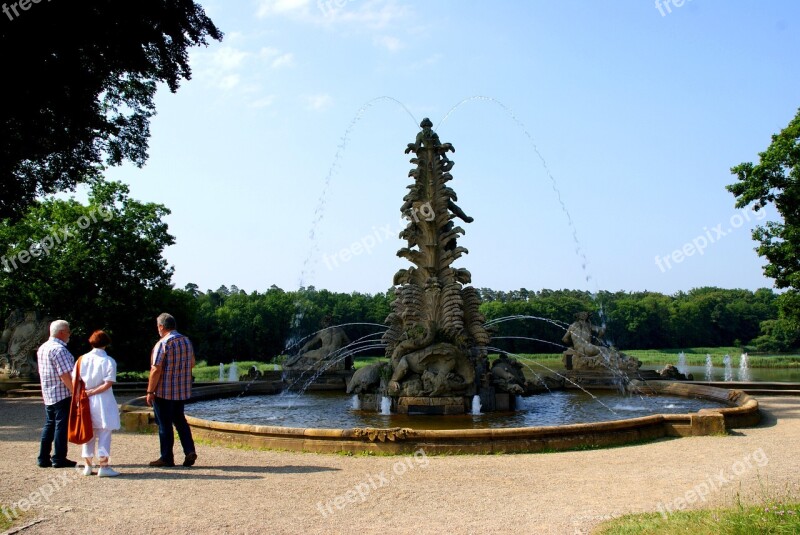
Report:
157,313,176,330
49,320,70,337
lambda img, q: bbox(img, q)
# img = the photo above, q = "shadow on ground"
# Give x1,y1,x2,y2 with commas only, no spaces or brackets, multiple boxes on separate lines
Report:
108,464,340,480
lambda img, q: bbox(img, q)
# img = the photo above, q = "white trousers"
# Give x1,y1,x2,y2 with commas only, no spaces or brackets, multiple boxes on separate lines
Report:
81,428,113,460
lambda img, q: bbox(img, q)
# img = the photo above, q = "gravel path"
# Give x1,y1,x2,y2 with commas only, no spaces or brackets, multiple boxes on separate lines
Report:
1,395,799,535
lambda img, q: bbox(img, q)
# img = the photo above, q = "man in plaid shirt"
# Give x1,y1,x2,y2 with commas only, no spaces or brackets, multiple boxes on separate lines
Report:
145,313,197,467
37,319,77,468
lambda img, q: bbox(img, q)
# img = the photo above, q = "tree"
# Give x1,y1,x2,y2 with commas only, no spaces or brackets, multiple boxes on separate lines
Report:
727,108,800,290
0,180,176,368
0,1,222,221
750,291,800,352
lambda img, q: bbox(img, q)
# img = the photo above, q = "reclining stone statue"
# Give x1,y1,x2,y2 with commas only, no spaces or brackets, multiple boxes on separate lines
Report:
561,311,640,373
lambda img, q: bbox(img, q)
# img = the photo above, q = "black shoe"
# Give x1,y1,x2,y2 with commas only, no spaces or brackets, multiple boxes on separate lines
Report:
183,452,197,467
52,459,77,468
37,461,52,468
148,458,175,467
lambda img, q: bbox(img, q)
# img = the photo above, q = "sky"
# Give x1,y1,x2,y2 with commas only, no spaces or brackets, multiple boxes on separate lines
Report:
95,0,800,296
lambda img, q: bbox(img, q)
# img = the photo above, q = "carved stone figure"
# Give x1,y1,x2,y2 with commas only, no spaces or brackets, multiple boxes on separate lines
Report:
561,311,640,373
241,366,263,381
658,364,692,381
387,342,476,397
380,119,491,401
284,317,352,372
0,310,51,379
490,352,528,395
346,362,385,394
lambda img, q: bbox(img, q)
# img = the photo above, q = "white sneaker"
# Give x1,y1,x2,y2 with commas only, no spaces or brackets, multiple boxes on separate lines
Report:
83,464,93,476
97,466,120,477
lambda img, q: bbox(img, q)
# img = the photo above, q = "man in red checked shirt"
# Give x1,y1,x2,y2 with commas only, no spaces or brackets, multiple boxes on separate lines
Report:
145,313,197,468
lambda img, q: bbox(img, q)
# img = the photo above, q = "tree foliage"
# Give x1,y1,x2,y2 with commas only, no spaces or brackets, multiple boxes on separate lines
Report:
161,285,789,369
0,180,176,367
0,0,222,220
183,286,393,367
727,108,800,290
475,287,779,354
726,107,800,351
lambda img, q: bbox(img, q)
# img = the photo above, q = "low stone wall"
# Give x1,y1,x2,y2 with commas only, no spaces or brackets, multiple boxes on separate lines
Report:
628,380,761,429
120,381,760,455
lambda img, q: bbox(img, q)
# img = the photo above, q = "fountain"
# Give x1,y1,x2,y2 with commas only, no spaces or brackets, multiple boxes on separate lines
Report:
676,352,688,377
228,361,239,382
723,354,733,382
705,354,713,381
738,352,751,382
380,396,392,415
471,394,482,415
119,114,761,454
345,118,538,415
219,362,224,382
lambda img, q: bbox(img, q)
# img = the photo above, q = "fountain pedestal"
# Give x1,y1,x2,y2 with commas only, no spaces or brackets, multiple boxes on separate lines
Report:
395,396,468,415
562,370,631,390
479,384,496,412
355,391,518,414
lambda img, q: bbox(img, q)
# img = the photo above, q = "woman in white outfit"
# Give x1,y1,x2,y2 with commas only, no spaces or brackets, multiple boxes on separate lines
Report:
73,330,121,477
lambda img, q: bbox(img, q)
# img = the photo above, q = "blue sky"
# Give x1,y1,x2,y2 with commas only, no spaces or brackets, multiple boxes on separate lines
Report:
98,0,800,295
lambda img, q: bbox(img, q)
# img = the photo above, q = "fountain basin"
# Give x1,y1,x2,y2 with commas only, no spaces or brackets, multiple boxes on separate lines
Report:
120,380,759,455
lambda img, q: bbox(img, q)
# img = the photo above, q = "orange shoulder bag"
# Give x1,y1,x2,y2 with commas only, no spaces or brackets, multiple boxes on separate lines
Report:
68,355,94,444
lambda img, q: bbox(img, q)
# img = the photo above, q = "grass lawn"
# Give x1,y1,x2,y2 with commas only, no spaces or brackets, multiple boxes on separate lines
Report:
513,349,800,369
595,500,800,534
193,360,281,382
0,509,13,532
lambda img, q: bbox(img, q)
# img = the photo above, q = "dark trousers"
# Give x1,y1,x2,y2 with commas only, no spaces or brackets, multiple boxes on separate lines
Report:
38,396,71,465
152,397,195,463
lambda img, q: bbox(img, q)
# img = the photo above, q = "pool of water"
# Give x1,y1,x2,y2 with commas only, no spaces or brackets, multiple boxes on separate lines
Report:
186,390,726,430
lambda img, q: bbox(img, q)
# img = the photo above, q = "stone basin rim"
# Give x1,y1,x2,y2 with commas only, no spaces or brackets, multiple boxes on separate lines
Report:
119,381,761,454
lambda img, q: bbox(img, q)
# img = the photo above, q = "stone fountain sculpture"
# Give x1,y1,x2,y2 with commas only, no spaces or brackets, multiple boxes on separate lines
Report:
379,118,491,414
490,352,529,396
283,315,354,390
284,316,352,373
561,311,642,386
0,310,50,381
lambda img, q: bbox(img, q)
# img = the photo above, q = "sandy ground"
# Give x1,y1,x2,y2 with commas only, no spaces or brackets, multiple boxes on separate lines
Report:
1,395,799,535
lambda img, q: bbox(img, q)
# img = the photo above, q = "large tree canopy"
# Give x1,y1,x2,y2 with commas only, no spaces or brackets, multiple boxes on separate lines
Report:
0,0,222,221
0,180,176,366
727,108,800,290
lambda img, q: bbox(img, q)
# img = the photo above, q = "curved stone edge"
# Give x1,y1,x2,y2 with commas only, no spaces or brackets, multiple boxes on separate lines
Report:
119,381,760,455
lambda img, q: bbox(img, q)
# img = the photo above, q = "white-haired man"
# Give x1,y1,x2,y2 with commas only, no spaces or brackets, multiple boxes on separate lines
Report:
37,319,77,468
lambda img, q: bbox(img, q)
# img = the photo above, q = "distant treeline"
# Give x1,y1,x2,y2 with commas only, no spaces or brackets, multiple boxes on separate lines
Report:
158,285,796,371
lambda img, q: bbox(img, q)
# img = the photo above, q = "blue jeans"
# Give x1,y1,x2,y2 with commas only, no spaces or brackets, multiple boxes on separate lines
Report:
152,397,195,463
38,396,71,465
